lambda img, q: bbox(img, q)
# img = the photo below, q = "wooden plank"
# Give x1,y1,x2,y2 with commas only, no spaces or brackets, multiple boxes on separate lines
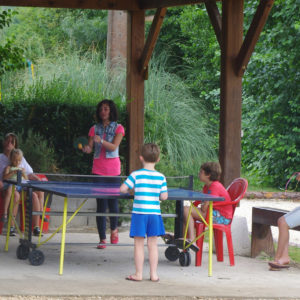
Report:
140,7,167,79
251,222,275,257
236,0,274,76
0,0,140,10
251,207,300,257
140,0,206,9
205,0,222,47
126,10,145,174
219,0,244,187
252,207,300,230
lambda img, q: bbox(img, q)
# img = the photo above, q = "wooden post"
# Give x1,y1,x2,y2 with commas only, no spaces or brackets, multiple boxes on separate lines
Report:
126,10,145,174
219,0,244,187
107,10,127,70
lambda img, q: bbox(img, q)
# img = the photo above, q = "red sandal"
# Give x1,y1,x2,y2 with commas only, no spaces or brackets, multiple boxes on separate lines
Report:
111,229,119,244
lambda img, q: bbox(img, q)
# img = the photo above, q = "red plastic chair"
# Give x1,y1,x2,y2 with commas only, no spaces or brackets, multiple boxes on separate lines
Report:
194,178,248,266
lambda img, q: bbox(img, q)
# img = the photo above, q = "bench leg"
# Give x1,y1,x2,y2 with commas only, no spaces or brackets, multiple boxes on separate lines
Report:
251,223,275,258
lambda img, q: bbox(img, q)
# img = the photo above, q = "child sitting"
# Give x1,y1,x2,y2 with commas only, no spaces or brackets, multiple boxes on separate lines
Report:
3,148,42,236
3,149,27,236
183,161,232,242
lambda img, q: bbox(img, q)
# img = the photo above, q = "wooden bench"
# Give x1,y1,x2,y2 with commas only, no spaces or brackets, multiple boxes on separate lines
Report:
251,207,300,258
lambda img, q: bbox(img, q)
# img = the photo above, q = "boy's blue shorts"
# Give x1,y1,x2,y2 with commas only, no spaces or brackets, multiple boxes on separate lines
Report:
130,213,165,238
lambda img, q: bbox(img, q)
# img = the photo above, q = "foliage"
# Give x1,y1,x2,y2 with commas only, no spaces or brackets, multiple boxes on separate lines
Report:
0,9,25,76
0,53,127,175
1,7,107,60
16,129,58,173
0,2,299,188
242,0,300,187
145,59,217,177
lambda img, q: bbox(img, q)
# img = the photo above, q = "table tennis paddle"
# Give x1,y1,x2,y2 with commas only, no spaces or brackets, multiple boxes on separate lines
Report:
73,136,88,150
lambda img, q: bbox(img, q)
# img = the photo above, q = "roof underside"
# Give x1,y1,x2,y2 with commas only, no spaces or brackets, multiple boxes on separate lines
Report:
0,0,211,10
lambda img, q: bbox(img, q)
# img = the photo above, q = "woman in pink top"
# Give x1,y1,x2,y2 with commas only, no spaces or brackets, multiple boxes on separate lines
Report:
83,99,125,249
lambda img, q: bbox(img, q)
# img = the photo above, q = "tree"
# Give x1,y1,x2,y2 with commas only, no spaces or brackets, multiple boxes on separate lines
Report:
0,9,24,76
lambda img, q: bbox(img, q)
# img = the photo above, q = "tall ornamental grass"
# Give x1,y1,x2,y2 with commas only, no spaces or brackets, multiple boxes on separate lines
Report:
145,60,217,176
1,52,217,178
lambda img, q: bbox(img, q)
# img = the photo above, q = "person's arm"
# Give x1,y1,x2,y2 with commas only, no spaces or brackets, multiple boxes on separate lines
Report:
21,157,33,176
120,182,130,194
83,136,94,154
3,166,15,180
95,132,123,152
200,201,209,215
22,168,28,180
160,191,168,201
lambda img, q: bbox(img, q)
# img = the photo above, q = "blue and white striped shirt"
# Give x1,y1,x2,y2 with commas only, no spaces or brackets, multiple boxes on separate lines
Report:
124,168,168,215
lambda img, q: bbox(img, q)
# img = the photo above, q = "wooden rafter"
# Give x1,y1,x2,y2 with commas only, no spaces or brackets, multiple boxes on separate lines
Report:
139,7,167,79
140,0,206,9
205,0,222,47
0,0,140,10
236,0,274,76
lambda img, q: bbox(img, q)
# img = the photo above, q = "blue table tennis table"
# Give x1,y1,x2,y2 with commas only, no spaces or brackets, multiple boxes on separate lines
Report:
5,175,224,276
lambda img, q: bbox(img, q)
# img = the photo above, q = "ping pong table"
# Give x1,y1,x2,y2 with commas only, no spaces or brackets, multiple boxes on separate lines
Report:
5,174,224,276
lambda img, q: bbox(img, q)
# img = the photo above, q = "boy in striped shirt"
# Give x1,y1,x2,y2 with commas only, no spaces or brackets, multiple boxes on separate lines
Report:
120,143,168,282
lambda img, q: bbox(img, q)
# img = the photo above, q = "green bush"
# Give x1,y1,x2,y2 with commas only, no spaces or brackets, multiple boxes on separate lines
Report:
17,129,59,173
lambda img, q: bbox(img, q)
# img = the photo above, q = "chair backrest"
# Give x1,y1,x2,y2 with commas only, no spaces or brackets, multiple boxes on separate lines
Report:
226,178,248,216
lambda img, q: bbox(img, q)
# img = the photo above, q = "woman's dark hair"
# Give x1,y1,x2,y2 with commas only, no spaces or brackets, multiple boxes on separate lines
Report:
96,99,118,123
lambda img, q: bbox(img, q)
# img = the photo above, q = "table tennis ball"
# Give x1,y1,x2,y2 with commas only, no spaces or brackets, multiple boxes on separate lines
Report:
78,143,83,150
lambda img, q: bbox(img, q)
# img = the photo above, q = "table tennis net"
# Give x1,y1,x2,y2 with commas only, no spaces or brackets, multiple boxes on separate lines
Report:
35,173,194,189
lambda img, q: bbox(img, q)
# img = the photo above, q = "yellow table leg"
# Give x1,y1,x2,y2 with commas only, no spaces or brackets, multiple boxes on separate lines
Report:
59,197,68,275
208,201,213,277
4,187,15,251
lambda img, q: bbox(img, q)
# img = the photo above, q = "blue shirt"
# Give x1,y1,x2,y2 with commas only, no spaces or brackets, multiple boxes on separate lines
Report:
124,168,168,215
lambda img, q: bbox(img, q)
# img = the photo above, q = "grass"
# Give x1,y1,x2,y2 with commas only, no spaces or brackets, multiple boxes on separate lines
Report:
258,243,300,265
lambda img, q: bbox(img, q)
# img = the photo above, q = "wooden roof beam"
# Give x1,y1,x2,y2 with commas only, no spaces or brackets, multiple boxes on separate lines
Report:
0,0,140,10
205,0,222,47
139,7,167,79
140,0,206,9
236,0,274,77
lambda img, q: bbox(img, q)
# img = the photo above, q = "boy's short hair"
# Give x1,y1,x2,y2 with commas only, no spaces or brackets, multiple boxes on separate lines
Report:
10,148,23,161
141,143,160,163
200,162,221,181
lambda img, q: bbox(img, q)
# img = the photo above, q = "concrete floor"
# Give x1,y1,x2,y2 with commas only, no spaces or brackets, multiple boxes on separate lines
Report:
1,230,300,299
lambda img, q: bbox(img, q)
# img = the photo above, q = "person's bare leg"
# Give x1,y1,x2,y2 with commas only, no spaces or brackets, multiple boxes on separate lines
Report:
183,206,195,240
127,236,144,281
183,206,204,241
3,185,13,217
32,192,40,228
147,236,159,281
274,216,290,264
11,190,20,227
35,191,44,212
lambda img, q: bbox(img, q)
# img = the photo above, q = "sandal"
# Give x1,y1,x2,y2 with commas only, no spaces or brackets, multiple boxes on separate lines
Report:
111,229,119,244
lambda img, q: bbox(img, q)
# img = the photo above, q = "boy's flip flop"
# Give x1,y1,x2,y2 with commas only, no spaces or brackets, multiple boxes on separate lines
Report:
125,275,142,282
268,261,290,269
